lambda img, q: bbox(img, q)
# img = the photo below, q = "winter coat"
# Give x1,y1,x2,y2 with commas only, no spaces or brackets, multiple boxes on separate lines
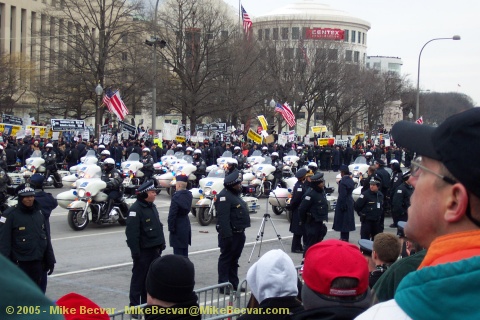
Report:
333,175,356,232
168,190,193,249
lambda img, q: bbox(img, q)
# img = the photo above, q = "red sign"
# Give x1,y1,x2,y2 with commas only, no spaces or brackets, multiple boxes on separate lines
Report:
305,28,344,40
257,126,263,134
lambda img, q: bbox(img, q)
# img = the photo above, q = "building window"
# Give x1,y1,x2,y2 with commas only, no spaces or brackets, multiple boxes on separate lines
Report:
298,112,305,119
292,27,299,39
221,30,228,39
345,50,352,62
264,29,270,40
362,32,365,44
273,28,279,40
351,31,356,43
258,29,263,41
281,27,288,40
284,48,294,59
373,62,381,70
358,32,361,44
122,33,127,43
344,29,349,42
328,48,338,61
316,48,327,60
354,51,360,63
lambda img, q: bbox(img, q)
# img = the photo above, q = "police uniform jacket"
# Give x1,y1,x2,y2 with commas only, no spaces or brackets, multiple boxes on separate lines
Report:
168,190,193,249
375,167,391,193
0,168,9,193
0,200,55,264
125,199,166,257
354,189,384,221
298,186,329,224
271,159,283,179
101,168,123,192
193,157,206,175
142,155,154,173
289,179,306,235
392,183,414,217
42,150,56,167
215,188,250,238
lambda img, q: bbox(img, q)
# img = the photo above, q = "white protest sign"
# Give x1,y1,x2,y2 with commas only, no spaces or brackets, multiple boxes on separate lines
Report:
278,134,287,146
52,132,60,141
25,129,32,136
82,130,90,141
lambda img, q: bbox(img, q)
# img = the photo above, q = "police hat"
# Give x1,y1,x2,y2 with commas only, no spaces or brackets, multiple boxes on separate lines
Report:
339,164,349,173
397,221,407,238
224,170,242,187
310,172,325,183
402,170,411,182
30,174,45,189
136,180,157,194
16,183,36,197
369,177,381,185
175,174,188,183
375,159,386,166
358,239,373,256
295,168,308,179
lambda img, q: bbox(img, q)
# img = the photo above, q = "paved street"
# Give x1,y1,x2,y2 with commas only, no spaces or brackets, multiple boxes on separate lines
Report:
43,171,396,311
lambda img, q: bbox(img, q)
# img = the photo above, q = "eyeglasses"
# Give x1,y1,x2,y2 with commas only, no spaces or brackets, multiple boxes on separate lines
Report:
410,157,456,185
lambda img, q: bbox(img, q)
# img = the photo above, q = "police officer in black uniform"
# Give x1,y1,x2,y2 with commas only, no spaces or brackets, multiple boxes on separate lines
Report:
0,183,55,287
298,172,329,254
233,146,245,169
289,168,308,253
355,177,384,240
270,152,285,189
43,143,61,184
101,158,123,218
141,147,155,181
0,162,10,211
215,169,250,294
192,149,206,187
126,180,166,308
392,171,414,226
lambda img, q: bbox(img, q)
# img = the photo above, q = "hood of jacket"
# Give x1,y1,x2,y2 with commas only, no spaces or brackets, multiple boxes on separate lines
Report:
246,249,298,304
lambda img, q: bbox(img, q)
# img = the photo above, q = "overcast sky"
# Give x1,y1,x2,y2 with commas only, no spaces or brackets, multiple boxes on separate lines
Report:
224,0,480,108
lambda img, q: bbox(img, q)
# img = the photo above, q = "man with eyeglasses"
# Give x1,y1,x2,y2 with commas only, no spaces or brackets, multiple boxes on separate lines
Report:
356,108,480,319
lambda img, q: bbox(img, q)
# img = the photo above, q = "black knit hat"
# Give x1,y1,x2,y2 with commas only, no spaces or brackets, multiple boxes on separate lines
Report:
146,255,196,303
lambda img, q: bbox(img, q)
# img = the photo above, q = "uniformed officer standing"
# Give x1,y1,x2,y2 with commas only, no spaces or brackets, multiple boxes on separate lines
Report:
355,177,384,240
126,180,166,308
141,147,155,181
391,171,414,226
0,183,55,288
289,168,308,253
43,143,61,183
168,174,193,257
298,172,329,254
215,170,251,293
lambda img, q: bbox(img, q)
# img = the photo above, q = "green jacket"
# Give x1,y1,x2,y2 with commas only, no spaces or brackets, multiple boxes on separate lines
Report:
125,199,165,257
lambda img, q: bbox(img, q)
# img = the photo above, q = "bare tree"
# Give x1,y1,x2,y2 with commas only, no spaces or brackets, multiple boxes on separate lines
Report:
0,54,31,114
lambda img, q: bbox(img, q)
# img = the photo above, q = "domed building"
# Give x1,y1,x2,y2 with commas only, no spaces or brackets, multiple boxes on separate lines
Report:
253,0,371,64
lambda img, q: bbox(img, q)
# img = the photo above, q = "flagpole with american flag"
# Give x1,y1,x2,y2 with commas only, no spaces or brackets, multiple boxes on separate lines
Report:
241,5,252,39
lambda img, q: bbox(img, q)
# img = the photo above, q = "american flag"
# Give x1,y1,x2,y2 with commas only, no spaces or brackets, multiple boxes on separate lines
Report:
103,88,129,121
241,6,252,35
415,116,423,124
275,102,296,128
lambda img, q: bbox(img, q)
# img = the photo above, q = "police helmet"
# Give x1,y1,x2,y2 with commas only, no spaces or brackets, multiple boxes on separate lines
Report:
390,159,399,164
308,162,318,170
98,144,106,149
262,146,268,151
101,150,110,156
142,147,150,153
176,144,183,148
194,149,202,155
271,152,279,157
45,143,53,148
103,158,115,171
186,147,194,152
365,152,372,157
227,158,238,165
234,146,241,151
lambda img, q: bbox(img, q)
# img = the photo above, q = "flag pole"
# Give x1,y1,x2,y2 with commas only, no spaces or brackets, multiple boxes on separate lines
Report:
239,0,241,31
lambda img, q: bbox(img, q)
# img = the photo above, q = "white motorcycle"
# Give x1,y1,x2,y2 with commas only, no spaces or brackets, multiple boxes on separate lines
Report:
268,175,298,216
248,156,278,198
192,167,259,226
57,165,134,231
167,155,198,196
283,150,300,173
63,150,99,184
21,150,67,188
156,151,186,189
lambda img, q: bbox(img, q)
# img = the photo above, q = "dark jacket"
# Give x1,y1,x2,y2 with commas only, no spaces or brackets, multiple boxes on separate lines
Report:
0,200,55,265
289,180,306,235
392,183,414,217
238,296,303,320
354,189,384,221
125,199,166,257
333,175,356,232
298,186,329,224
168,190,193,249
215,188,251,238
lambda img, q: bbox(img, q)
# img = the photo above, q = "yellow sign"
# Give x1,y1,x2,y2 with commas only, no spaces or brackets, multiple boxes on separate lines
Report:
26,125,53,138
0,123,22,136
318,138,335,146
311,126,327,133
247,128,263,144
175,135,186,143
257,115,268,131
351,133,365,147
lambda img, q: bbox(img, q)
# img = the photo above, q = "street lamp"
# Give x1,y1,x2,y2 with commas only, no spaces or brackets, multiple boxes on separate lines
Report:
95,82,103,139
416,35,460,120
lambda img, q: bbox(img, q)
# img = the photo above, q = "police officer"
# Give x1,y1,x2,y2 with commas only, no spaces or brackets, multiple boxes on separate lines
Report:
392,171,414,227
125,180,166,308
355,177,384,240
141,147,155,181
101,158,123,218
0,145,7,171
0,183,55,287
43,143,61,183
225,158,238,176
260,146,269,157
192,149,206,187
374,159,391,231
298,172,329,254
0,162,10,211
388,161,404,228
270,152,284,189
289,168,308,253
215,170,251,293
98,149,110,164
232,146,245,169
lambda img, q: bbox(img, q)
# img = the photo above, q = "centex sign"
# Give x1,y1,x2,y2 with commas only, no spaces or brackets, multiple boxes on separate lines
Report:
306,28,344,40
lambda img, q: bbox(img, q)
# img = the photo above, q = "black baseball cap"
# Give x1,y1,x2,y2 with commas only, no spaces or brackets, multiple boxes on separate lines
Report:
391,108,480,198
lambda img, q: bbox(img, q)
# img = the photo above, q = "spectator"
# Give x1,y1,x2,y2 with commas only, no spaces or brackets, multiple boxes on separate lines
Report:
56,292,109,320
290,239,371,319
238,249,303,320
368,233,401,288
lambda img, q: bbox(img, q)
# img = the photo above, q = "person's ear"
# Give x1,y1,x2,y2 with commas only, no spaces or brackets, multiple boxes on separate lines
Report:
444,184,469,223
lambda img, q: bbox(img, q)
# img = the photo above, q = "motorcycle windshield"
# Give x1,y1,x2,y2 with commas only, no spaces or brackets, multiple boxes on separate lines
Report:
174,151,184,158
354,156,367,165
251,150,261,157
166,150,174,155
221,151,232,158
182,155,193,163
82,166,102,179
31,150,42,158
287,150,297,156
208,169,225,178
262,156,272,164
85,150,96,158
127,153,140,162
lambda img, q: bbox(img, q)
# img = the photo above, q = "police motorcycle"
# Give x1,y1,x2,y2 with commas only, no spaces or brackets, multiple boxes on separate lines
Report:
120,152,145,197
156,151,186,190
63,150,99,184
167,155,198,196
245,156,278,198
57,165,133,231
192,166,259,226
268,166,298,216
283,150,300,174
21,150,66,188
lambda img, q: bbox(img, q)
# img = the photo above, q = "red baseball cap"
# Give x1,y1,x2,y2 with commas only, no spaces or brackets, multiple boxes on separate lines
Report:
302,239,369,297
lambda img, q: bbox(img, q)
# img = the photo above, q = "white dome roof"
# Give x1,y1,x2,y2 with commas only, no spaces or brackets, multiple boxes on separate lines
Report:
254,0,370,28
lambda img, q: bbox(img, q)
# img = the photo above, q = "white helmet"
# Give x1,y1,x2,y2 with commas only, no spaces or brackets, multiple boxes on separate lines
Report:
365,152,372,156
186,147,193,152
98,145,105,149
46,143,53,148
177,144,183,148
390,159,399,164
234,146,241,151
227,158,238,165
101,150,110,156
103,158,115,165
194,149,202,154
262,146,268,150
271,152,279,157
142,147,150,152
297,146,303,150
308,162,318,168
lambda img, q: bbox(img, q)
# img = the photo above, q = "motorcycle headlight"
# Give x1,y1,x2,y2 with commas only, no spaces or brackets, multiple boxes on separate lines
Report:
353,170,359,177
255,171,263,178
204,187,212,196
78,188,86,198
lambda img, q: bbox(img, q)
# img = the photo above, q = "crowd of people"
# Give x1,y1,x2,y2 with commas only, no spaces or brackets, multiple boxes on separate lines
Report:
2,108,480,319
